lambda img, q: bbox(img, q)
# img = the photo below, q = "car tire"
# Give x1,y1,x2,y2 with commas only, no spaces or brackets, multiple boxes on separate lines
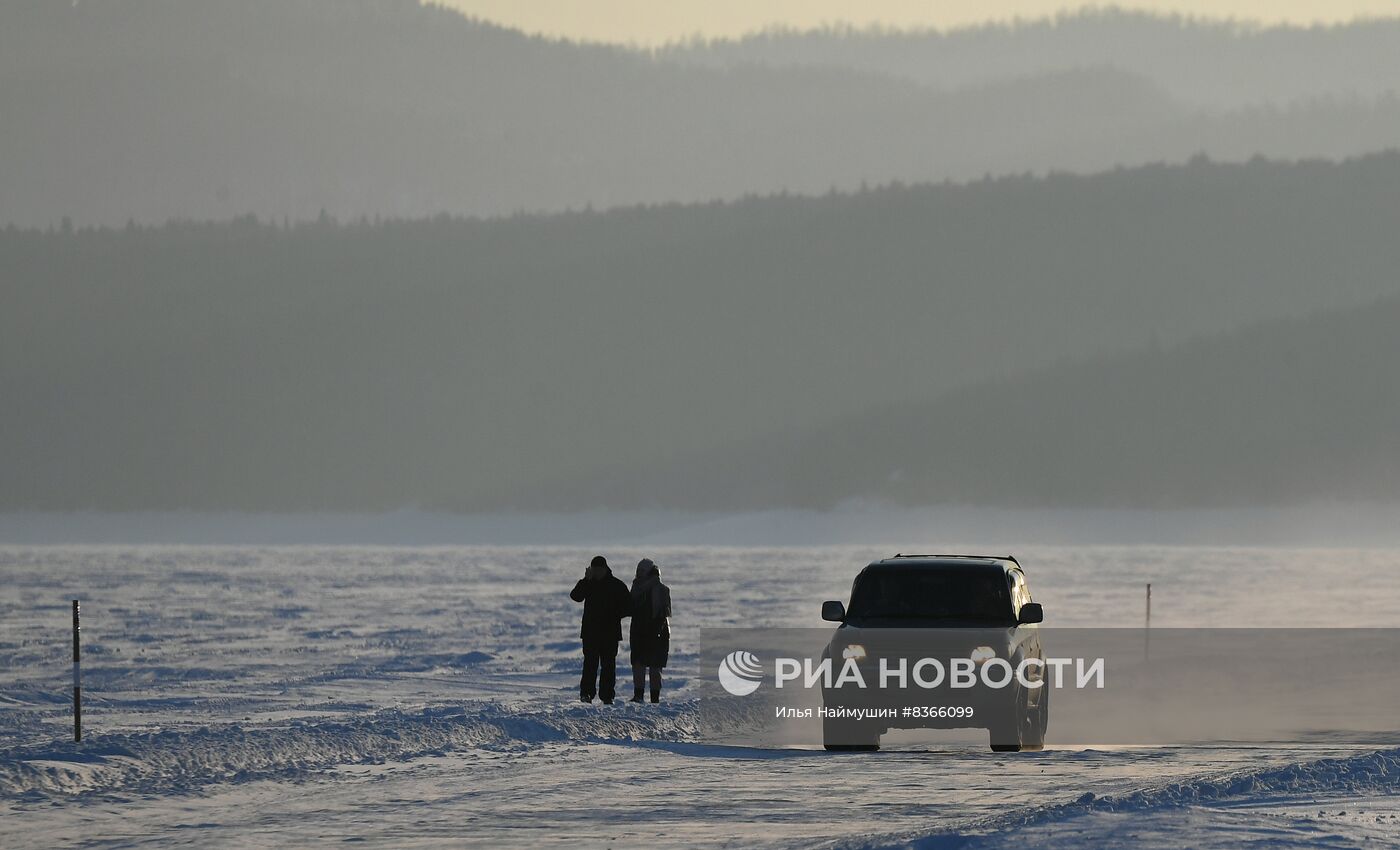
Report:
1021,684,1048,752
989,685,1042,752
823,716,881,752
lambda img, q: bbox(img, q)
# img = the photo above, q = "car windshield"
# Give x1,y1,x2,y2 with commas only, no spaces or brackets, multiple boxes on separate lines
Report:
847,568,1013,622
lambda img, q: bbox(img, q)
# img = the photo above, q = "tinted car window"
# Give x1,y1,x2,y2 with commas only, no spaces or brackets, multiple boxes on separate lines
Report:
847,568,1014,623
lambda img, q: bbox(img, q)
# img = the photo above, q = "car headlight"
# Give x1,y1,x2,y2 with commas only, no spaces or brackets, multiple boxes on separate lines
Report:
969,645,997,665
842,644,867,660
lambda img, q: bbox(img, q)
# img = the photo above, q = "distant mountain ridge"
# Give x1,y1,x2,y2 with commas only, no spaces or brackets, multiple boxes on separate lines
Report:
659,9,1400,108
3,1,1400,225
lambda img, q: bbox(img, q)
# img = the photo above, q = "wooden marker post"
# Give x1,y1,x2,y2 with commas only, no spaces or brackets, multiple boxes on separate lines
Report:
73,599,82,742
1144,583,1152,662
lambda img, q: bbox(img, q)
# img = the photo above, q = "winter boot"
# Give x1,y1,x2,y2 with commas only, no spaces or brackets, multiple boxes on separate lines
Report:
650,686,661,704
630,686,645,703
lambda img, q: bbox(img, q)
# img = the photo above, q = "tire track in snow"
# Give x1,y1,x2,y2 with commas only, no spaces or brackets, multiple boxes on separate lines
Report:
856,746,1400,849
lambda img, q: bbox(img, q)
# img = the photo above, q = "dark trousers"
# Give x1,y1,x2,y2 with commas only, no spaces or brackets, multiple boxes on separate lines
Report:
581,639,619,702
632,665,663,701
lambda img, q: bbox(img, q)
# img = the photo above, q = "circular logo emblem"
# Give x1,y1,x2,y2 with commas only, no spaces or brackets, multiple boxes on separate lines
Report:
717,650,763,696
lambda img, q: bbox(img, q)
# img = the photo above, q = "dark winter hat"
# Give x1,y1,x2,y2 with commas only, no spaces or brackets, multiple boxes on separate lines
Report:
590,555,609,570
636,558,657,578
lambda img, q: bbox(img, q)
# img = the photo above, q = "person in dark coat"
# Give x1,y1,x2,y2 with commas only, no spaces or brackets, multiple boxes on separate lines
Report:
628,558,671,703
570,555,631,704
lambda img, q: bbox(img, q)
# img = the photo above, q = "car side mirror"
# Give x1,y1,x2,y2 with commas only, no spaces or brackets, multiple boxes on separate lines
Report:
821,601,846,622
1018,602,1044,624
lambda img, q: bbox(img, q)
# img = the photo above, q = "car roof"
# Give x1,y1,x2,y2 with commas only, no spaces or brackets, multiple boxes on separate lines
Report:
865,554,1020,573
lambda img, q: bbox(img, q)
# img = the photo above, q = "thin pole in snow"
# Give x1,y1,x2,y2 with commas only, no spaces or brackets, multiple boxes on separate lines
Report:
1145,583,1152,662
73,600,81,743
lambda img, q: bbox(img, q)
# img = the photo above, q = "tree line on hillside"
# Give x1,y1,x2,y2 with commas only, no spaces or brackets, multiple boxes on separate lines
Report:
571,296,1400,510
3,154,1400,511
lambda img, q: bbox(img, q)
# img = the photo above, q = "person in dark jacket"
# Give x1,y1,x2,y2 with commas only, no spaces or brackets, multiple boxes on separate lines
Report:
570,555,631,704
628,558,671,703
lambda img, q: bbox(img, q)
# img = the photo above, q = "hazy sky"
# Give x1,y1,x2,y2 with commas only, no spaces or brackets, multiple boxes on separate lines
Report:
439,1,1400,43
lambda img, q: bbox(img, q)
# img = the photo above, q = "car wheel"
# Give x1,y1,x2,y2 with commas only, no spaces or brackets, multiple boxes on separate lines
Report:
823,716,881,752
1019,693,1046,751
989,686,1040,752
988,710,1022,752
1021,683,1049,751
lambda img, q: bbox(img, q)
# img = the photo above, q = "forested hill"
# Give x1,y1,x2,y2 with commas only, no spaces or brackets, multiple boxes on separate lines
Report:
572,296,1400,510
4,154,1400,511
4,0,1400,226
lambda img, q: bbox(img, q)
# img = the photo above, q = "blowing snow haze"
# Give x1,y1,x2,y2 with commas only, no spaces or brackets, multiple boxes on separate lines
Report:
2,0,1399,516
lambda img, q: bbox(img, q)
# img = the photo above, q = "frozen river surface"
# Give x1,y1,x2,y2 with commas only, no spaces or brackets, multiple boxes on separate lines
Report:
4,544,1400,848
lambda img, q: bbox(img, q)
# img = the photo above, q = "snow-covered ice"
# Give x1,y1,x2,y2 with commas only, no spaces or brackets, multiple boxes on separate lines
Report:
3,543,1400,847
